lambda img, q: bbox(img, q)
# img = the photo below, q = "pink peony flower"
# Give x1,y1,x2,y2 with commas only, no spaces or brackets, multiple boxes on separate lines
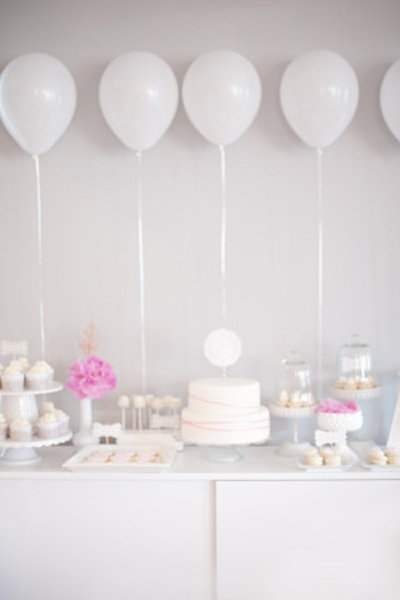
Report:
66,355,116,400
316,398,359,414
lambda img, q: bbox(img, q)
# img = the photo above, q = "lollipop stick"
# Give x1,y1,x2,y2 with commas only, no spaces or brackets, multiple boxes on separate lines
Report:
293,419,299,444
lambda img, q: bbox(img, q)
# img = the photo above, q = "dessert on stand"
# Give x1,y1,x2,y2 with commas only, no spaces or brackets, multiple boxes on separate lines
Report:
316,398,363,433
270,351,316,456
181,329,270,462
331,334,381,400
0,353,72,465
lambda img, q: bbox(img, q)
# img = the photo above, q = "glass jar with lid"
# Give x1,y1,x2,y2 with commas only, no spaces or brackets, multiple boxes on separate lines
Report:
334,334,378,391
276,351,315,408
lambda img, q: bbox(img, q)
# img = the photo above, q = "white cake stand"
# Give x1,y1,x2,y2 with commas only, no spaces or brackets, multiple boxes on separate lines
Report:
270,404,315,457
0,382,72,465
204,445,243,463
331,386,382,401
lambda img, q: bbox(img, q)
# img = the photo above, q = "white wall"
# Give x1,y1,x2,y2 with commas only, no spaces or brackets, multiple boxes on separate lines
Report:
0,0,399,441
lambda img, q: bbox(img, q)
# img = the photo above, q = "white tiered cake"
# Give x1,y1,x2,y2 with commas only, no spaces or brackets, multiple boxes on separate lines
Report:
181,377,270,446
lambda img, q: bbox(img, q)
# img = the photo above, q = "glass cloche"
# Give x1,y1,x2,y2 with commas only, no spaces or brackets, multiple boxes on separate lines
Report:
334,334,378,391
276,351,315,408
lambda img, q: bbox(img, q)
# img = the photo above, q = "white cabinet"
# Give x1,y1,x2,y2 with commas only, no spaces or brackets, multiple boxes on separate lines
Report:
1,448,400,600
216,480,400,600
0,479,212,600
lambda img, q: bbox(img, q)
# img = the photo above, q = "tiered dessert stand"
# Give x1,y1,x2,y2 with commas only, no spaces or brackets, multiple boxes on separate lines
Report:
0,382,72,465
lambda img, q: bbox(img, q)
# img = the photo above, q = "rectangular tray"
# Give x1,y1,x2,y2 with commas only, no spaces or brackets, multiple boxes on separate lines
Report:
351,440,400,472
296,447,358,473
62,443,177,473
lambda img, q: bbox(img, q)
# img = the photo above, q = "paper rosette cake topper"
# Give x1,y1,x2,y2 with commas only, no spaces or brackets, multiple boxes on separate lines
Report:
204,328,242,368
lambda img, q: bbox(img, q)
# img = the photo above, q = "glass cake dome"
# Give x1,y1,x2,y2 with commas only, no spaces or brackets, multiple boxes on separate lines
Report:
334,334,378,391
276,351,314,408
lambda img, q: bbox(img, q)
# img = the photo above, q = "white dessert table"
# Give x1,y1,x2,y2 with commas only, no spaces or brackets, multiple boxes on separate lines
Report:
0,445,399,600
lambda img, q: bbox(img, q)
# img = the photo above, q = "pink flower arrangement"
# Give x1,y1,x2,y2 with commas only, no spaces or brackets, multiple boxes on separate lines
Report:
66,355,116,400
316,398,359,414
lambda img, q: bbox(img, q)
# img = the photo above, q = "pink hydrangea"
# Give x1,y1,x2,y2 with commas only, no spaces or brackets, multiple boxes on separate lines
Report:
66,355,116,399
316,398,359,414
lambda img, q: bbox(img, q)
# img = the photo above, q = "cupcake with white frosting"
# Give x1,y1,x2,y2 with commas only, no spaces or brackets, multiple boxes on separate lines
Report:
41,401,56,415
54,409,70,435
26,361,54,390
0,413,8,440
2,365,24,392
9,418,32,442
37,412,59,439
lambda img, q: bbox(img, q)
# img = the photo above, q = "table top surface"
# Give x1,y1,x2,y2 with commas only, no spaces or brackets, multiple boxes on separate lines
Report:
0,442,399,481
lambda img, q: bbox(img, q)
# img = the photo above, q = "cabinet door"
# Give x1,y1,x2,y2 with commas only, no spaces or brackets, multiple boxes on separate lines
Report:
0,480,212,600
217,480,400,600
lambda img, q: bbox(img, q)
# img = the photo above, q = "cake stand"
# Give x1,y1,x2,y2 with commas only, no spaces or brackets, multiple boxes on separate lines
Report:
204,445,243,463
270,404,315,456
331,386,382,401
0,382,72,465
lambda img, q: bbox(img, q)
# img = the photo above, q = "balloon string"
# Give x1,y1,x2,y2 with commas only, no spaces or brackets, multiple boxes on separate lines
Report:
219,145,227,327
136,151,146,395
317,148,323,401
33,154,46,359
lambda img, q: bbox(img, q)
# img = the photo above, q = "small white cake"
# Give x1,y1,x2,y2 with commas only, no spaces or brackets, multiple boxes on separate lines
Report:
181,377,270,446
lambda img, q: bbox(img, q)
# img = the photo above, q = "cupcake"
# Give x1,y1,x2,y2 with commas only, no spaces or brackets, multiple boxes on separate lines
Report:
26,361,54,390
2,365,24,392
17,357,30,374
0,413,8,440
41,401,56,415
9,419,32,442
54,409,70,435
37,412,59,439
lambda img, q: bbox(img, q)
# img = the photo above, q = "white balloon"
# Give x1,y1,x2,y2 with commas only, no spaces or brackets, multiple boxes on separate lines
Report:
280,50,359,149
380,58,400,143
0,53,76,155
182,50,261,146
99,52,178,152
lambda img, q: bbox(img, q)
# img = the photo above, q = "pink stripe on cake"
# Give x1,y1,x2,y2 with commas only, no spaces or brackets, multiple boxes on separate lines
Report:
182,418,270,432
189,393,256,410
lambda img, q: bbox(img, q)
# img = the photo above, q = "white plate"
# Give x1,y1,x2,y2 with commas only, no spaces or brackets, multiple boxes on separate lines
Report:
352,441,400,471
0,381,63,396
62,443,177,473
269,404,315,418
331,386,382,401
0,431,72,449
297,447,358,472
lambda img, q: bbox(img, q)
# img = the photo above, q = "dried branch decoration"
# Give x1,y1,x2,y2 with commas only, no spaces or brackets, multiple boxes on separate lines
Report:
77,321,100,356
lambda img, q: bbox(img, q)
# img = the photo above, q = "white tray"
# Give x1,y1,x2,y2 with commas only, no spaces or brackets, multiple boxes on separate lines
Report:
62,443,177,473
296,447,358,473
0,381,63,396
352,441,400,471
